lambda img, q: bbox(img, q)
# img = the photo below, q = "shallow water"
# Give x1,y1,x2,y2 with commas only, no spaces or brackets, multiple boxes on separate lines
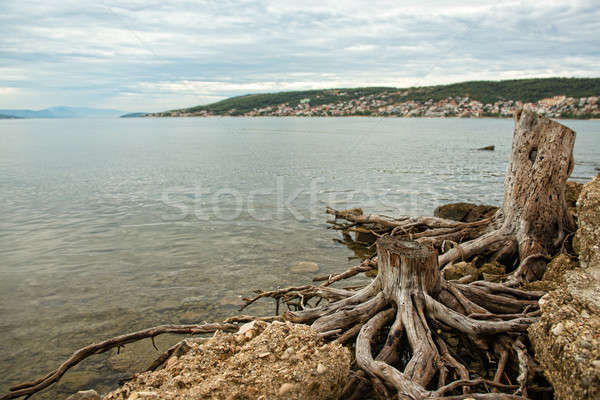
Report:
0,117,598,398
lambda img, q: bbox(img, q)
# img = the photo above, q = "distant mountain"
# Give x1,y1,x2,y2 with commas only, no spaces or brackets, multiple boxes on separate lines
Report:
120,112,147,118
0,106,124,118
0,113,23,119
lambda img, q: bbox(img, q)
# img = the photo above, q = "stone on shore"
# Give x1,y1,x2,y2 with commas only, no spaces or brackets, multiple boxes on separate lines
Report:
103,321,351,400
433,202,498,222
66,390,101,400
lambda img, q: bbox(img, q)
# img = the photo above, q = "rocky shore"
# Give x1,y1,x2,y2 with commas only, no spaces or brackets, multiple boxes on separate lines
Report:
528,175,600,400
66,176,600,400
155,94,599,119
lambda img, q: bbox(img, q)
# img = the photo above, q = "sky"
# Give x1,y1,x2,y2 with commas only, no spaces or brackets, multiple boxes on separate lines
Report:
1,0,599,112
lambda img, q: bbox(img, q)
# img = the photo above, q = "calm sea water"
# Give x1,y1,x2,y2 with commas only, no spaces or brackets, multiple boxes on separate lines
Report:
0,117,598,398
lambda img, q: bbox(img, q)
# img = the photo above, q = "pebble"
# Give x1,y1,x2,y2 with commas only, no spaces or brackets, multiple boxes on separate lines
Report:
66,390,101,400
279,383,296,395
317,363,327,374
128,392,159,400
551,322,564,336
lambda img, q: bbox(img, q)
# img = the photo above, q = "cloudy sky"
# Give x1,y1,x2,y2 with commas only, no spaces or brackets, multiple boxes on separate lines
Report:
1,0,599,112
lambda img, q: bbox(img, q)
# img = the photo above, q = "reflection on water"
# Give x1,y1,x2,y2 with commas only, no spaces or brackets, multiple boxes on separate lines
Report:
0,117,598,398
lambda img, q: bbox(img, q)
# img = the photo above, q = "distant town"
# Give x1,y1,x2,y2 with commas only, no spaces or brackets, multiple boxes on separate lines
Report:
154,93,599,119
142,78,600,119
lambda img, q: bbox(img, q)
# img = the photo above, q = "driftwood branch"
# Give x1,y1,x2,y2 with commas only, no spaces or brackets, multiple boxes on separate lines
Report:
2,322,238,400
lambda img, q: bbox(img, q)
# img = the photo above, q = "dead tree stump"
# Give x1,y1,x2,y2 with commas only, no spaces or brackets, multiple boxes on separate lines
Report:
439,109,577,280
286,235,540,399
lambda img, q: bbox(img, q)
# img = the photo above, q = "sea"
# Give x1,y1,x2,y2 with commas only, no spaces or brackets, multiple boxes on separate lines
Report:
0,117,598,398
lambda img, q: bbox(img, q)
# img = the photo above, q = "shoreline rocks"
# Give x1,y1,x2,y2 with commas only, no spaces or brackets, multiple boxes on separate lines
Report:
433,202,498,222
103,321,350,400
529,175,600,400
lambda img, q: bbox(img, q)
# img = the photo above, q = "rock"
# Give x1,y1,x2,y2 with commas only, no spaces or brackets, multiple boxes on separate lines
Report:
443,261,478,282
528,270,600,400
219,295,245,307
565,180,583,210
66,390,101,400
354,230,378,244
526,254,579,292
478,261,505,276
479,261,505,281
128,392,159,400
279,383,297,395
477,145,495,151
529,175,600,400
104,321,351,400
574,176,600,280
434,202,498,222
291,261,319,273
543,254,578,284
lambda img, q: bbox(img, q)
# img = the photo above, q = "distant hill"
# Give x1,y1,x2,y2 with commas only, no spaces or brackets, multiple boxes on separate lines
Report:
0,113,23,119
120,112,147,118
151,77,600,117
0,106,124,118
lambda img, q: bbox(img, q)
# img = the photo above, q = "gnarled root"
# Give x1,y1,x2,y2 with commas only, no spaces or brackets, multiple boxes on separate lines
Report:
285,237,542,399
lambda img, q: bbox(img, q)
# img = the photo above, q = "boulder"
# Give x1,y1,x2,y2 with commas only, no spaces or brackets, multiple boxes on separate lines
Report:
433,202,498,222
104,321,351,400
573,175,600,280
528,269,600,400
529,175,600,400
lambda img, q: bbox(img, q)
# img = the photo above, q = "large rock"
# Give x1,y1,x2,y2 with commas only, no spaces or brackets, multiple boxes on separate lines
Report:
574,175,600,280
433,202,498,222
529,175,600,400
528,269,600,400
104,321,351,400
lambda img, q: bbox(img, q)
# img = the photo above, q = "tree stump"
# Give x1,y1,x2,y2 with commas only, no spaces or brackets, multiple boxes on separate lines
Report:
438,109,577,280
286,235,540,399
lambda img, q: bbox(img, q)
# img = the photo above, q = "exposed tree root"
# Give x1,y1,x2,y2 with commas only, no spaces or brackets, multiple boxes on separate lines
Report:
1,322,242,400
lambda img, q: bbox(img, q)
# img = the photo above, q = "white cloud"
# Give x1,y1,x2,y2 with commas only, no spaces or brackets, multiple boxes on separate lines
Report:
0,0,598,111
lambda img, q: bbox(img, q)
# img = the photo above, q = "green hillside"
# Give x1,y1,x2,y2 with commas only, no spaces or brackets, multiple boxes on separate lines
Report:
154,77,600,116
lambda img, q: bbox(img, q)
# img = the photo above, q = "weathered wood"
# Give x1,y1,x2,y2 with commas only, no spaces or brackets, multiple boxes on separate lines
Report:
438,109,576,280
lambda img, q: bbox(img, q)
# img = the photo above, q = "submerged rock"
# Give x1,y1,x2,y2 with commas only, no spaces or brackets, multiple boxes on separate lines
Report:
433,202,498,222
104,321,351,400
291,261,319,273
